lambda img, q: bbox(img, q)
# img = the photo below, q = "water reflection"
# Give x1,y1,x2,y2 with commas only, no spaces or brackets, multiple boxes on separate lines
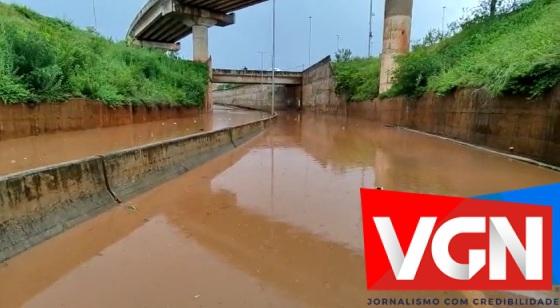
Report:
0,112,558,307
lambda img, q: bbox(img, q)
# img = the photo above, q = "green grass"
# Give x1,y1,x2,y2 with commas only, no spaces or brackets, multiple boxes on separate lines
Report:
0,3,208,107
332,57,380,102
388,0,560,98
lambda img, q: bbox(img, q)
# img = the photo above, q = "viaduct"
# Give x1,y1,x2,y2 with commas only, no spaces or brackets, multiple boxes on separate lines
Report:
128,0,413,105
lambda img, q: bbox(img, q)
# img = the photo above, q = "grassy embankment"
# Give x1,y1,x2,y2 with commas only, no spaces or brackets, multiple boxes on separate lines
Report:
333,57,380,102
0,3,208,107
334,0,560,101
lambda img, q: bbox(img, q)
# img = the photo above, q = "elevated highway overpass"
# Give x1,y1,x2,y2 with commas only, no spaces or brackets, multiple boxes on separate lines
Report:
128,0,267,61
212,69,302,85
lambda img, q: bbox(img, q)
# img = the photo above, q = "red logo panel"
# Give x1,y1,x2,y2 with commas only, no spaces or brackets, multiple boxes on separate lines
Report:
360,189,552,290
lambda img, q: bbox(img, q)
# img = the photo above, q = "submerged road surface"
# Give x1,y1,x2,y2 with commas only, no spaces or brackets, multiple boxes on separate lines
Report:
1,113,559,307
0,105,268,176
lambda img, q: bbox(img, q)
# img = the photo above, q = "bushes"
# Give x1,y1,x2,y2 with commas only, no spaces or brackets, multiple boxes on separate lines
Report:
333,56,380,102
389,0,560,98
0,3,208,107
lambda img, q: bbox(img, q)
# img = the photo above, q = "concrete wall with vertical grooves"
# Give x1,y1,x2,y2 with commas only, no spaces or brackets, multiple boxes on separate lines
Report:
0,99,200,142
0,116,275,262
347,87,560,166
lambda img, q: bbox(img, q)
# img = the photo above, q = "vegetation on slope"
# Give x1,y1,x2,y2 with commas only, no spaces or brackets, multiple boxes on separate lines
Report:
332,50,380,102
0,3,208,106
389,0,560,98
333,0,559,101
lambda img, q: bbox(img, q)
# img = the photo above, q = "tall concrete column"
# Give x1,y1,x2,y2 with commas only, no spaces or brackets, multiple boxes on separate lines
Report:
379,0,413,93
193,24,209,62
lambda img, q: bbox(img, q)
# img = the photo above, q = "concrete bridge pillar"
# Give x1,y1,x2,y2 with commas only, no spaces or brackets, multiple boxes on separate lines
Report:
193,25,209,62
379,0,413,93
190,18,216,63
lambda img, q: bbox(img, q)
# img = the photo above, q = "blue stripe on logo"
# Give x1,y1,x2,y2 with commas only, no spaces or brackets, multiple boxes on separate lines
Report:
476,183,560,284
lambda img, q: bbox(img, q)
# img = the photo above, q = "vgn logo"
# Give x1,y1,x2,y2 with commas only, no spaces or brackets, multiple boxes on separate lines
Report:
360,189,552,290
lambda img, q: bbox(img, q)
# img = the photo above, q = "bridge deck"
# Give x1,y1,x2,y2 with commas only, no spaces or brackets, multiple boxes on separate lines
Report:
129,0,267,44
178,0,267,13
212,69,303,85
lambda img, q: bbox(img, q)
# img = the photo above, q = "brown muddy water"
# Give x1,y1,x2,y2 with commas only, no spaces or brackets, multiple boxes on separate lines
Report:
0,105,268,176
1,112,559,307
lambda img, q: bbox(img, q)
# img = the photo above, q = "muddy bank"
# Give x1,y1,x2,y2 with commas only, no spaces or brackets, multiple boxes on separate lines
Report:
0,116,274,262
0,99,201,141
347,87,560,166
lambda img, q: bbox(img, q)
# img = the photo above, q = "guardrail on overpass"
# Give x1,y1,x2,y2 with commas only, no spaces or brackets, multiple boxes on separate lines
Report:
212,69,303,85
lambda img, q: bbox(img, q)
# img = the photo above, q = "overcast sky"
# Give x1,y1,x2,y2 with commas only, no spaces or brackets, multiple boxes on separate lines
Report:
5,0,479,70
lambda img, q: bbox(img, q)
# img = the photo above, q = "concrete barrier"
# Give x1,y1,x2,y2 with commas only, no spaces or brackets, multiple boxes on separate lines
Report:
0,157,116,261
103,128,234,201
0,116,275,261
231,119,266,146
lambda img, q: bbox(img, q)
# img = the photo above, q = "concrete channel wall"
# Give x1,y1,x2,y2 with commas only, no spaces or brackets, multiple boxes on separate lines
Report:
0,99,200,141
301,56,345,113
0,116,274,261
347,87,560,166
212,84,300,111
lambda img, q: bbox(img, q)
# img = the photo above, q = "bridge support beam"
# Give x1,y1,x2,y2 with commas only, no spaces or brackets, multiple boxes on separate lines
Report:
379,0,413,93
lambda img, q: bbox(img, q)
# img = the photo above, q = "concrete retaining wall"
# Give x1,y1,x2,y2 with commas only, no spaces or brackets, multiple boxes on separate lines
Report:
348,87,560,166
0,116,275,261
0,99,200,141
212,84,300,111
301,56,345,113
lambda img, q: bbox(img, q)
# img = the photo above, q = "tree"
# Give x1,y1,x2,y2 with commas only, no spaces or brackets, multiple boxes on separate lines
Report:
335,49,352,62
490,0,498,16
477,0,526,17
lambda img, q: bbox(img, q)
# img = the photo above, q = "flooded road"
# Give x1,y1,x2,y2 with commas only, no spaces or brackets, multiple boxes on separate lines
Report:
1,113,559,307
0,105,268,176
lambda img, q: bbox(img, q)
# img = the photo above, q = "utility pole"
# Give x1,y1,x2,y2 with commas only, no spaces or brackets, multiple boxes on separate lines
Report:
336,34,341,51
92,0,98,30
368,0,373,57
271,0,276,115
258,51,266,89
442,5,447,34
308,16,312,67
